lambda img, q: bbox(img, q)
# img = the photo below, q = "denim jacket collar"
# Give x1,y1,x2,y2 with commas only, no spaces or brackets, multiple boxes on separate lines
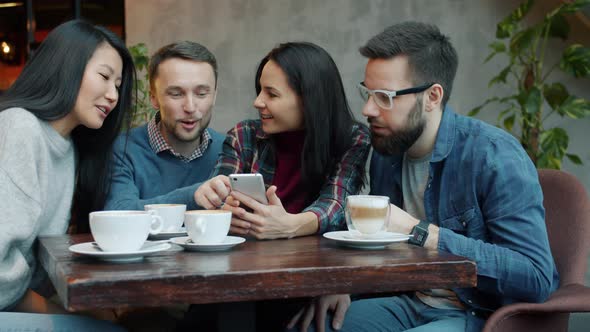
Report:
431,106,456,163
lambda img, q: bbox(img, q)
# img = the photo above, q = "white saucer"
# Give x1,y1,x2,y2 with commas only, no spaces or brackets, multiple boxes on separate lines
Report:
148,227,187,240
170,236,245,252
69,242,171,263
323,231,410,249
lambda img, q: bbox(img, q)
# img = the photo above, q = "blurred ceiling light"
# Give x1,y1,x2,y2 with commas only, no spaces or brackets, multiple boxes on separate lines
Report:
0,2,23,8
0,41,15,62
2,42,10,54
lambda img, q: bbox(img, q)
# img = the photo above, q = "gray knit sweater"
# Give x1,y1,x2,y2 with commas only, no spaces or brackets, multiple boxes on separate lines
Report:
0,108,75,310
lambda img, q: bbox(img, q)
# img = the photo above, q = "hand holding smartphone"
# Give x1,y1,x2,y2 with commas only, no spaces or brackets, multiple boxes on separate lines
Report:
229,173,269,204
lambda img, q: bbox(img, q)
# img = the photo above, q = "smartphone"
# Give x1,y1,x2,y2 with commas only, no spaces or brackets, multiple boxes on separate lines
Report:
229,173,269,204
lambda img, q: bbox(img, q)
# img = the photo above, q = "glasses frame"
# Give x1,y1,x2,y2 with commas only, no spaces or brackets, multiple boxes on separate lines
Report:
358,82,435,110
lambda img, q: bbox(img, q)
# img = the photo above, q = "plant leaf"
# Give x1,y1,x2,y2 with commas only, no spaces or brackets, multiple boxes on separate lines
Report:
496,0,536,39
546,14,570,40
566,153,583,165
499,95,519,103
497,107,515,122
525,86,543,114
503,114,516,132
560,44,590,78
489,41,507,53
537,128,569,169
468,97,500,116
540,127,568,156
558,96,590,119
516,89,529,109
510,27,538,55
538,155,562,169
484,42,508,63
543,82,569,109
468,106,483,117
488,65,512,87
555,0,590,15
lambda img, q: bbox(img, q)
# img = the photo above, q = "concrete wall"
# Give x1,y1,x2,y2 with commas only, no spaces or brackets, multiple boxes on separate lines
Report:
125,0,589,329
125,0,589,191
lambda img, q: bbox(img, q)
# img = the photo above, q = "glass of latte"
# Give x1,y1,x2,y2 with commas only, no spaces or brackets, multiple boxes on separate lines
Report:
345,195,390,237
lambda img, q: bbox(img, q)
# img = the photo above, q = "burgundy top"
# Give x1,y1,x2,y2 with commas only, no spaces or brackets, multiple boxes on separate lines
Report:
272,130,308,214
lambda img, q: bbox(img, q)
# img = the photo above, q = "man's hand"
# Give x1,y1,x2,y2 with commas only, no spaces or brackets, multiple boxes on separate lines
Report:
194,175,231,209
387,203,420,234
287,294,350,332
387,203,440,249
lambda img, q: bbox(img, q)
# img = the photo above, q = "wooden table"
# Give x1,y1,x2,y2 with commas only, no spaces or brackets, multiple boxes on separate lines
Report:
38,234,476,312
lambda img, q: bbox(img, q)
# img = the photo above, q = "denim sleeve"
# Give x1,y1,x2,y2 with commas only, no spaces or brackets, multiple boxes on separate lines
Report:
438,138,557,303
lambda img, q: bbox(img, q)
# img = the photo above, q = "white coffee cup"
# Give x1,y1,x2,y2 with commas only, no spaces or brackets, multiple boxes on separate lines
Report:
144,204,186,232
89,210,163,252
185,210,231,244
345,195,390,236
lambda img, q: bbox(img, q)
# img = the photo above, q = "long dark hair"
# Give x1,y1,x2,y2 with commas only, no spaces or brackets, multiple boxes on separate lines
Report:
0,20,136,233
255,42,359,193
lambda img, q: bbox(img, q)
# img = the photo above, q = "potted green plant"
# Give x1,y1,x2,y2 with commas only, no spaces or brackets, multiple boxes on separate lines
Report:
470,0,590,169
129,43,156,127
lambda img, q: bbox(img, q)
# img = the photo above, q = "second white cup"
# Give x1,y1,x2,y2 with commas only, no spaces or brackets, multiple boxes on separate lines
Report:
185,210,231,244
144,204,186,232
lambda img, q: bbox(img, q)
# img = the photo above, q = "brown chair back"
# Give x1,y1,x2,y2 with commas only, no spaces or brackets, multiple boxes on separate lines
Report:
539,169,590,286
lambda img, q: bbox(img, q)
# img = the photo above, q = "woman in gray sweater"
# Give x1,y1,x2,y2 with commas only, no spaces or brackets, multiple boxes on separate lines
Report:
0,20,135,330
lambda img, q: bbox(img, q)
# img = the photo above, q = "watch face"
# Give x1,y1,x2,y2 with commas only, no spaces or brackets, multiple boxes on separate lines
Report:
409,224,428,246
414,232,426,243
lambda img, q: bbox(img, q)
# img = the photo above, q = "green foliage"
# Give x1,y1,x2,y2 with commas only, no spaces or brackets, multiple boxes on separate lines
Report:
470,0,590,169
129,43,155,128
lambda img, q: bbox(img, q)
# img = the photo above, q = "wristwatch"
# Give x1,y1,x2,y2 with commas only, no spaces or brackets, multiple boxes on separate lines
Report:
408,220,429,247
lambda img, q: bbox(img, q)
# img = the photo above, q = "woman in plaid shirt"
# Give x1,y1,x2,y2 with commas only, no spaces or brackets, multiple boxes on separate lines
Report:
195,42,371,239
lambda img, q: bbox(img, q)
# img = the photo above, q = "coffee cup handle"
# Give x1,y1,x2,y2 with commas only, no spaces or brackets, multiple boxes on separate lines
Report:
195,217,207,234
147,211,164,234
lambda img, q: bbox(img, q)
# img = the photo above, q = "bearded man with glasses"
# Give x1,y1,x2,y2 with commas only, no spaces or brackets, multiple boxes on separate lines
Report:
289,21,558,332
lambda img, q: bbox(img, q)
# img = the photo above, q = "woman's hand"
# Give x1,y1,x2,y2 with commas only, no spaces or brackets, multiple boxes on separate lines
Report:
221,195,252,235
194,175,231,209
223,185,301,239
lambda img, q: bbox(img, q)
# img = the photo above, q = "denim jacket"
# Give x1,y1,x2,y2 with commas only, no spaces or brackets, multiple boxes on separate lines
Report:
369,108,559,331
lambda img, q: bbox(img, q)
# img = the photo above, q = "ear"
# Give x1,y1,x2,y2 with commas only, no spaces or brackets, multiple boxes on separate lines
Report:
212,89,218,106
150,89,159,110
425,84,444,112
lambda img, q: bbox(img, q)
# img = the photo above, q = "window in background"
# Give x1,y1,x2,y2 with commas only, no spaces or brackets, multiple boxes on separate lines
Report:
0,0,124,92
0,1,26,91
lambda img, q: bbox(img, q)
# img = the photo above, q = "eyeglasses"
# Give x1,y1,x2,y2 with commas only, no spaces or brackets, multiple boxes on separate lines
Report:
358,82,434,110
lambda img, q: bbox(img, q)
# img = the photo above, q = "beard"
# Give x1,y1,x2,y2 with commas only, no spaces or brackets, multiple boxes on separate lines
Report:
371,97,426,156
163,114,211,143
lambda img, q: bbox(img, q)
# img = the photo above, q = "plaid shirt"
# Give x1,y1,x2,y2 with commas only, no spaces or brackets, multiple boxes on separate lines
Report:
212,119,371,233
147,112,212,163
